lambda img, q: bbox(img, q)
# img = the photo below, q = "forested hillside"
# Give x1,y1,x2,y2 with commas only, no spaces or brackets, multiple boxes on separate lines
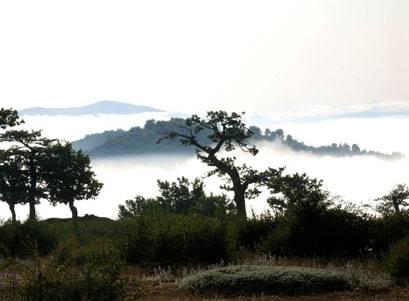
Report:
73,118,402,159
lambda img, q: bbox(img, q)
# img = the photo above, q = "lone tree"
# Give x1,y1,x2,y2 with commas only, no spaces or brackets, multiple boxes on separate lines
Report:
0,130,53,221
0,149,29,222
375,184,409,216
42,142,103,219
159,111,276,218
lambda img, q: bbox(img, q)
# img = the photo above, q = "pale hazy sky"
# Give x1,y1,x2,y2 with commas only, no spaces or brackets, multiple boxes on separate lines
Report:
0,0,408,113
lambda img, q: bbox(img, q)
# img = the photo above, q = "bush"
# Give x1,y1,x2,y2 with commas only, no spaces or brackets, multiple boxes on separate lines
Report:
44,217,120,245
180,265,351,296
17,241,129,301
52,237,121,267
122,213,232,266
0,222,58,258
234,214,277,251
262,205,370,257
384,236,409,283
369,214,409,253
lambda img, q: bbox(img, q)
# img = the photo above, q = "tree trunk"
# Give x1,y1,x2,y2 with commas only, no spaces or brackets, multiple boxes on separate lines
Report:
8,203,16,223
29,202,36,221
28,155,37,221
208,154,248,219
233,187,247,219
69,200,78,219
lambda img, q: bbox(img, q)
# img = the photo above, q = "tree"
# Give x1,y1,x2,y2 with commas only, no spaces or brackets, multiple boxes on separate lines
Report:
375,184,409,216
158,111,275,218
42,142,103,219
118,177,234,218
0,149,29,222
265,171,330,213
156,177,206,213
0,130,53,220
0,108,23,129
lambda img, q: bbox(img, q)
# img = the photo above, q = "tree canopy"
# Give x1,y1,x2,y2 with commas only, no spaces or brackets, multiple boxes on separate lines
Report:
265,171,330,213
158,111,278,218
118,177,233,219
0,149,29,222
0,108,23,129
376,184,409,216
41,142,103,219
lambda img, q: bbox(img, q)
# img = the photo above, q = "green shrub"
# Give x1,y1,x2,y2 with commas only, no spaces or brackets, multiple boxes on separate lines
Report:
384,236,409,283
262,206,370,257
122,213,231,266
233,214,277,251
44,218,120,245
0,222,58,258
369,214,409,253
52,237,121,267
17,241,129,301
180,265,351,296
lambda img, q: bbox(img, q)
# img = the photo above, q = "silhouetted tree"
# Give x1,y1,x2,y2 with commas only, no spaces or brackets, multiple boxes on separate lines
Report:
42,142,103,219
158,111,275,218
0,149,29,222
0,130,53,220
0,108,23,129
156,177,205,213
118,177,234,218
375,184,409,216
265,171,330,213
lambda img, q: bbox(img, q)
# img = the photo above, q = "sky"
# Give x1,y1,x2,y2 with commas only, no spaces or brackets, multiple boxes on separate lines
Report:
0,0,408,113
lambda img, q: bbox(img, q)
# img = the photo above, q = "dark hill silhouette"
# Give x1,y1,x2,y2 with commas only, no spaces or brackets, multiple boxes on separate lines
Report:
20,100,163,116
73,118,403,160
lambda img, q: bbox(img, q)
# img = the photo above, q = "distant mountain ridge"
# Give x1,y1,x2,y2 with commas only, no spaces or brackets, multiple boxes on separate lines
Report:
20,100,163,116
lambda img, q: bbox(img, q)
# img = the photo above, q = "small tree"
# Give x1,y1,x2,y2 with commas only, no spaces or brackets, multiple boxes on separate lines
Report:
42,142,103,219
118,177,234,218
265,171,330,213
159,111,274,218
0,149,29,222
0,108,26,222
375,184,409,216
156,177,206,214
0,130,52,221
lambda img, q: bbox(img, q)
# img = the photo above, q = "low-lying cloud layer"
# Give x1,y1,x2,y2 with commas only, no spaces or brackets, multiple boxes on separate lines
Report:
2,112,409,220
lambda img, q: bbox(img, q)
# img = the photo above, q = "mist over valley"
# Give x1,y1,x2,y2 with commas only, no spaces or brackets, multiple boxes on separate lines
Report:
4,105,409,220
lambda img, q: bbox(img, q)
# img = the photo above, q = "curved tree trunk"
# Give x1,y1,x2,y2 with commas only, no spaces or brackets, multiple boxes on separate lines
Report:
208,154,248,219
8,203,16,223
69,200,78,219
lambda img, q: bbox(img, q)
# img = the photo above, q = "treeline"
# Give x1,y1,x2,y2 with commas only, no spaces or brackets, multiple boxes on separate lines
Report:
0,108,102,221
73,117,402,159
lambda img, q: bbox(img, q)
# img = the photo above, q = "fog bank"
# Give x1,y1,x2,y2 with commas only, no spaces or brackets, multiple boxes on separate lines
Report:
1,114,409,221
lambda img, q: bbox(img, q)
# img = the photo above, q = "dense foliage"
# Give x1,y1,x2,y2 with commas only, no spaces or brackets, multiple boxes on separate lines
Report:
118,177,235,218
385,235,409,282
